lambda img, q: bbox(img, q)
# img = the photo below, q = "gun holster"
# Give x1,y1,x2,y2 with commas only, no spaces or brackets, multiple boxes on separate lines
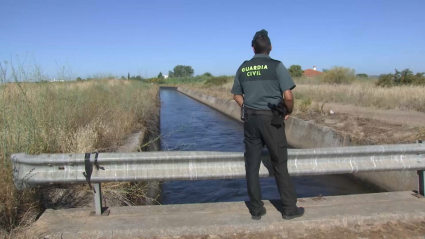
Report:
267,101,287,127
241,104,246,121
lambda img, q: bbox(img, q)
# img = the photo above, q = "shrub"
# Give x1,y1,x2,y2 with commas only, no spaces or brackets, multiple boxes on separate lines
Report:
376,74,394,87
413,72,425,85
356,73,368,78
319,66,356,84
376,69,425,87
204,76,230,87
146,78,165,84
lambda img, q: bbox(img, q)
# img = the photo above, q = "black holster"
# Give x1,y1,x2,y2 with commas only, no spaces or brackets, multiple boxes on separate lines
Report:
267,101,287,126
241,103,246,121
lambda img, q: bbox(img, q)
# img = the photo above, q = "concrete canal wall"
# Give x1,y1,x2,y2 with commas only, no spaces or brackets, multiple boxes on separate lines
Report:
177,87,418,192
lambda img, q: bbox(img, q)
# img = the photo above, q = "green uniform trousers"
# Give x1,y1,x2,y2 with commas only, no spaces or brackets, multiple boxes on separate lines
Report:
243,112,297,215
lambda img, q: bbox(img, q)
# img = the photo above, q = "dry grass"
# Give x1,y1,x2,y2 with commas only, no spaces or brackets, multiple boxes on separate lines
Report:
293,82,425,112
0,79,158,235
179,79,425,113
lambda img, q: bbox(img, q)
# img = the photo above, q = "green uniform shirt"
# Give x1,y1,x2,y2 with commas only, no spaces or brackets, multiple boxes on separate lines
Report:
231,54,296,110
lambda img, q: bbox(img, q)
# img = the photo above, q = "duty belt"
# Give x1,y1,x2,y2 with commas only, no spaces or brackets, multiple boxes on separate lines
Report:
245,108,273,116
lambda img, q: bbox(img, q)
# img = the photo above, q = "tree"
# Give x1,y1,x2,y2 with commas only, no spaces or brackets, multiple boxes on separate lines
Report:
76,77,83,81
414,72,425,85
288,65,303,78
322,69,329,72
168,70,174,78
202,72,213,77
171,65,194,77
158,72,164,79
375,69,423,87
128,72,130,80
400,68,414,85
121,76,126,79
356,73,368,78
133,75,143,81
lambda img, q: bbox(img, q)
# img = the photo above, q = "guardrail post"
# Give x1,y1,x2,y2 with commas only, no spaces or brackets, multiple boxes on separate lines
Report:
94,183,102,215
91,183,109,216
418,140,424,196
419,170,425,196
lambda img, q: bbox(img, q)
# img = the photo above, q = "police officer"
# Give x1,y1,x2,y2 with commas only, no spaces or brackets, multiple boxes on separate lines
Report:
231,29,304,220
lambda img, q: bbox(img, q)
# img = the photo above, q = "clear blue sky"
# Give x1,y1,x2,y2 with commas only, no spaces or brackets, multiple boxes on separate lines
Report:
1,0,424,79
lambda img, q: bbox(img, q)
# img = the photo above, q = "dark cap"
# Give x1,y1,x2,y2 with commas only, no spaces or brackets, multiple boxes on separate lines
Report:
251,29,269,46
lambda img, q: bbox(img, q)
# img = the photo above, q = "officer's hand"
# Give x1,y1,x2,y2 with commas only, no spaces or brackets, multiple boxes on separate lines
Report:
284,114,290,120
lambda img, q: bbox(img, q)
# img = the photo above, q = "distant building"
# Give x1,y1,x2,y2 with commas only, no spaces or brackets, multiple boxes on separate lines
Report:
303,66,323,78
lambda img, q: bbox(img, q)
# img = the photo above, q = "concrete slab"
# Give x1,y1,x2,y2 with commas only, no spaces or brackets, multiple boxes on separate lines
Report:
30,191,425,238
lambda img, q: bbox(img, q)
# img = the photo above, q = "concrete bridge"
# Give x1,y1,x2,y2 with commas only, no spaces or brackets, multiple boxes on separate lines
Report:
13,88,425,238
29,191,425,238
12,142,425,238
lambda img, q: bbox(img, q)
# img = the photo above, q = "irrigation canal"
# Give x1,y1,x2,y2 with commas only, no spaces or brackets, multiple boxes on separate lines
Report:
159,88,378,204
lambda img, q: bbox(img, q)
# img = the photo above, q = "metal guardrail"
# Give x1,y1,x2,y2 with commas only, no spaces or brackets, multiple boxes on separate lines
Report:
11,142,425,215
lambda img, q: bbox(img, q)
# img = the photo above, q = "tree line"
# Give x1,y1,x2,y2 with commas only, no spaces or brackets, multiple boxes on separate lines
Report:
376,69,425,87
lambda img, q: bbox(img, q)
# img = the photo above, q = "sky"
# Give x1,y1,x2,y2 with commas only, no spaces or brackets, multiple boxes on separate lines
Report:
1,0,425,79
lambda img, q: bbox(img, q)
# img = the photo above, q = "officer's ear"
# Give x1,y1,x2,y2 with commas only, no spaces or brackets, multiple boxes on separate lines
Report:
270,45,273,52
252,47,255,54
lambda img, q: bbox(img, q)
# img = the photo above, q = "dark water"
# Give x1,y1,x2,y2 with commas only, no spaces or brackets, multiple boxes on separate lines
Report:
160,88,377,204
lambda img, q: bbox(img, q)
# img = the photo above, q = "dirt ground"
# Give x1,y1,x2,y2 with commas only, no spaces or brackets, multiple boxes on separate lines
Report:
294,102,425,145
321,102,425,127
149,220,425,239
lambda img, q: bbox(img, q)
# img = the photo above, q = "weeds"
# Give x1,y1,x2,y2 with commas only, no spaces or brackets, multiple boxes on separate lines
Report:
0,61,159,234
203,76,231,87
296,98,312,113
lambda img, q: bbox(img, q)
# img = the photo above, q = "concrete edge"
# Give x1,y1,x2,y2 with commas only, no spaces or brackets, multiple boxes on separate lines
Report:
30,192,425,238
115,130,145,153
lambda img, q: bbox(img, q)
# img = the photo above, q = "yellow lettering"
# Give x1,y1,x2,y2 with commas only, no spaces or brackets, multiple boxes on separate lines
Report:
254,66,257,70
258,71,261,75
247,72,251,76
242,68,245,72
249,66,253,71
264,65,268,70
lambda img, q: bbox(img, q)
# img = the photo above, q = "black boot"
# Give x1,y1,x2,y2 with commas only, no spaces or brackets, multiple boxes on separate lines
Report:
282,207,304,220
251,207,267,220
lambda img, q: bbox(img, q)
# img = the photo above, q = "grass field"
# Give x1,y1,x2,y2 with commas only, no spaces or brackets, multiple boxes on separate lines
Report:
169,77,425,113
0,79,158,235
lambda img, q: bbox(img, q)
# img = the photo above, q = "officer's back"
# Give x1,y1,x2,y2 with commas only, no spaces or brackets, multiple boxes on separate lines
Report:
230,29,304,221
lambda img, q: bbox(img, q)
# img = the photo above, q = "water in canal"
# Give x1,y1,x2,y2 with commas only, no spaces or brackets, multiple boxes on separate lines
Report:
160,88,377,204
